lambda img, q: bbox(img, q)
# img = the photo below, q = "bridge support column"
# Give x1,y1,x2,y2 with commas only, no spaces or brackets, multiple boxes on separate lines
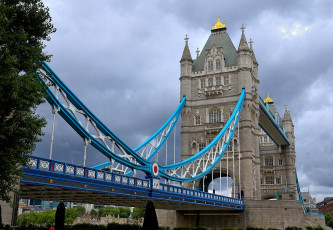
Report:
0,192,19,226
239,100,261,200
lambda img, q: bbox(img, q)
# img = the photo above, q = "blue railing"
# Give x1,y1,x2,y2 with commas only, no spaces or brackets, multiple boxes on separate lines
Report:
160,183,244,206
307,211,324,216
26,156,150,188
25,156,244,207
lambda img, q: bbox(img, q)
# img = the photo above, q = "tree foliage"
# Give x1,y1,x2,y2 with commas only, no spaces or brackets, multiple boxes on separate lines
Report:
131,207,145,220
98,207,131,218
65,207,79,225
17,210,56,227
90,209,98,216
118,207,131,218
76,206,86,215
0,0,55,203
325,214,333,228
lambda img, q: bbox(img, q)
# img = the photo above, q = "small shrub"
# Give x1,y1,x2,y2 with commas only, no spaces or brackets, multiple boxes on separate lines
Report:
246,227,264,230
285,227,302,230
106,222,141,230
313,225,323,230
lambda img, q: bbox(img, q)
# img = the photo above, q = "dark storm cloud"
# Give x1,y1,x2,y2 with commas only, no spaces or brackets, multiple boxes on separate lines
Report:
34,0,333,202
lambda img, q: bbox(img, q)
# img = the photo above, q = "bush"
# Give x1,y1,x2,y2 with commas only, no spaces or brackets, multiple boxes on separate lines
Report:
285,227,302,230
107,222,142,230
159,227,170,230
173,227,208,230
246,227,264,230
73,223,105,228
325,214,333,228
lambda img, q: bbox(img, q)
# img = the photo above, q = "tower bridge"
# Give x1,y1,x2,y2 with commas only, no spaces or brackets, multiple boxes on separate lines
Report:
1,16,326,229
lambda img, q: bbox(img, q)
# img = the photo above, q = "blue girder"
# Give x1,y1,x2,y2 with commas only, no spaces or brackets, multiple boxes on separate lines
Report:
158,89,245,182
40,63,245,182
91,96,185,170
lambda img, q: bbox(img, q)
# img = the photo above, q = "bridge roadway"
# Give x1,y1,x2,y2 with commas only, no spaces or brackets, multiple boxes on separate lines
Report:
20,156,244,211
258,97,290,146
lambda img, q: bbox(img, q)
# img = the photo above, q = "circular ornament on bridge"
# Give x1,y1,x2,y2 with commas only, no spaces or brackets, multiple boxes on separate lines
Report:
152,163,159,176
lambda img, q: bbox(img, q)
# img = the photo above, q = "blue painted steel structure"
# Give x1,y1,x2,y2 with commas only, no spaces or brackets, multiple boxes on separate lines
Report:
259,96,290,146
39,63,246,183
28,62,247,209
21,61,309,212
22,156,244,210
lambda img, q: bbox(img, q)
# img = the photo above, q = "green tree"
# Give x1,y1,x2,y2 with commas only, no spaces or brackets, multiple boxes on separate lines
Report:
132,207,145,219
76,206,86,215
118,207,131,218
17,212,29,226
325,214,333,228
102,207,119,217
90,209,98,216
0,0,56,203
17,210,56,227
98,208,104,217
25,211,39,226
37,210,55,226
65,207,79,225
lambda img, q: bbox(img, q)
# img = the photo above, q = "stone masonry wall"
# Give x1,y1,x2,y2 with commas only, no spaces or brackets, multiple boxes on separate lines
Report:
157,201,327,229
245,200,326,229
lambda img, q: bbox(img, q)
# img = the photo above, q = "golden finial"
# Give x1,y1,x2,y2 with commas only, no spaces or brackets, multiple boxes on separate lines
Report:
212,14,226,30
264,93,273,104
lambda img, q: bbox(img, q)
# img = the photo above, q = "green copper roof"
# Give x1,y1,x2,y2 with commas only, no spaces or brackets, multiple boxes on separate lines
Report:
193,30,237,72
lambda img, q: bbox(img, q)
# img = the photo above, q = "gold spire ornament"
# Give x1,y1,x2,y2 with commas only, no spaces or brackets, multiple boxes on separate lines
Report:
212,14,226,30
264,93,273,104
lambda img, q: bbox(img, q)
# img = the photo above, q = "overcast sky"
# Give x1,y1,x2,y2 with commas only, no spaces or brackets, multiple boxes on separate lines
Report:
34,0,333,202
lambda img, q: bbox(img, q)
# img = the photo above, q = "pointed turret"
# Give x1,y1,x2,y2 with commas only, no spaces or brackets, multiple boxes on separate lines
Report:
283,104,295,146
249,38,258,66
180,34,193,62
283,104,293,123
238,24,250,52
237,24,252,69
180,35,193,79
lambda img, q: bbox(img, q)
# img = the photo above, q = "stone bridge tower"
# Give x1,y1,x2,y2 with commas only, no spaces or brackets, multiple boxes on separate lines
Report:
179,16,261,200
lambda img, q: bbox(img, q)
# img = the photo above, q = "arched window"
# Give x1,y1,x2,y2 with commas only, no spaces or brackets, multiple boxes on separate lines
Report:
209,109,221,123
216,59,221,69
208,60,213,71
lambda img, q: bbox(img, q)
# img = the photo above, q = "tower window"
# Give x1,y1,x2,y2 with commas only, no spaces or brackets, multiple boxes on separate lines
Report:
266,176,274,184
216,77,221,86
195,116,201,125
216,59,221,69
208,61,213,71
278,159,283,166
199,143,205,151
265,157,273,166
276,177,281,184
227,142,233,151
209,109,221,123
200,79,206,88
224,76,229,85
208,78,213,87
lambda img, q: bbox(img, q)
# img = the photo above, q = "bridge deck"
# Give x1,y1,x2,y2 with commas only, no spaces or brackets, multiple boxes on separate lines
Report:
21,156,244,211
259,97,290,146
